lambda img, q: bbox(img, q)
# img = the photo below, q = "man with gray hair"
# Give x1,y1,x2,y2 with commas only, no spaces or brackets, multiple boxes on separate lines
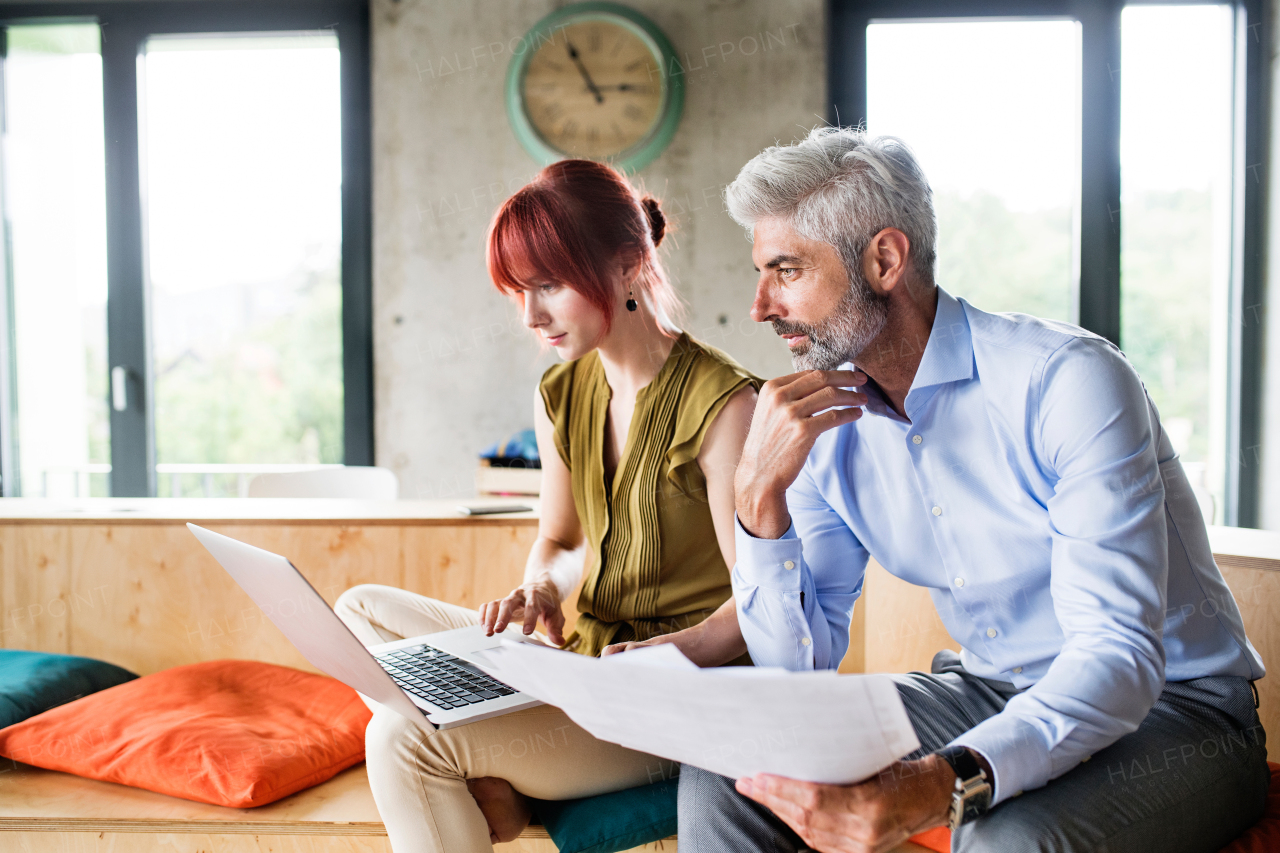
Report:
673,127,1268,851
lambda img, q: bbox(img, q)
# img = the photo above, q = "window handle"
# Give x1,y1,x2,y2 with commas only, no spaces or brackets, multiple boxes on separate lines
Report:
111,366,128,412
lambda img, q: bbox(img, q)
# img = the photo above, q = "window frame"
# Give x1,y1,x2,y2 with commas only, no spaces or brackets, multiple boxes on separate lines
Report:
0,0,373,497
829,0,1268,527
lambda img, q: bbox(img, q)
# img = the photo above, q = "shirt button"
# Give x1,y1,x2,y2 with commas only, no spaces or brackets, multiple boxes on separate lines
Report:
783,560,795,570
801,637,811,646
932,506,942,516
987,628,998,638
1013,666,1023,674
954,577,965,587
912,435,922,445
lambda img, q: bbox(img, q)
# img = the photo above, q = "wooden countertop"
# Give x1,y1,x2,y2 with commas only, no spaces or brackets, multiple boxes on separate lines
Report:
0,498,541,525
1207,525,1280,572
0,499,1273,572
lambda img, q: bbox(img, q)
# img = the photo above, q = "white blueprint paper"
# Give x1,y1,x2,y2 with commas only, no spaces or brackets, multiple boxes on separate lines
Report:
471,642,920,785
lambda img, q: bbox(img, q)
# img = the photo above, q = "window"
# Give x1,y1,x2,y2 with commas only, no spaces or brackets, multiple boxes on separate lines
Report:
0,1,371,497
143,33,344,497
1119,5,1235,523
867,19,1080,321
1,23,110,498
833,0,1265,526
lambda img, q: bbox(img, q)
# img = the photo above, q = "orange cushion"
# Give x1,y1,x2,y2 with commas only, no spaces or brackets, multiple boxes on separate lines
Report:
906,761,1280,853
908,826,950,851
0,660,372,808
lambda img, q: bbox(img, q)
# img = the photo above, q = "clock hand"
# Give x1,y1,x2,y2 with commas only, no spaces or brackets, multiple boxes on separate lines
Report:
594,84,652,92
565,42,604,104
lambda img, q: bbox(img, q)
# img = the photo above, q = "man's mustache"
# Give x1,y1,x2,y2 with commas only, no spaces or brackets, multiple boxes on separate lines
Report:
771,319,815,337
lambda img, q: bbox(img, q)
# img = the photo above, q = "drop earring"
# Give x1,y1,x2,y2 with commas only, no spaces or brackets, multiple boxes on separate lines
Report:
626,289,638,312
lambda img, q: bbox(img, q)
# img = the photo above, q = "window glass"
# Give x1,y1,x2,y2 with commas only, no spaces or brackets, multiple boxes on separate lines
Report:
3,24,110,497
867,20,1081,320
141,32,343,497
1120,5,1233,524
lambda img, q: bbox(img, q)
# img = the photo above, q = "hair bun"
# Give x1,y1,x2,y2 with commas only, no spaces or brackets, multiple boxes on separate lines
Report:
641,195,666,247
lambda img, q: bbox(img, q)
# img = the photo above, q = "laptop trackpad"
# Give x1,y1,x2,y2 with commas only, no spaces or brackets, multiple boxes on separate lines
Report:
426,623,538,658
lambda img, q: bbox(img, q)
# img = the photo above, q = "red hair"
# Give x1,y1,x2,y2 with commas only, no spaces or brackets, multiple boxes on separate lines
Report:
486,159,681,337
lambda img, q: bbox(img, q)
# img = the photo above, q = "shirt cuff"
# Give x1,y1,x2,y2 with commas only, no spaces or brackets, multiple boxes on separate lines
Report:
733,514,804,591
949,714,1052,806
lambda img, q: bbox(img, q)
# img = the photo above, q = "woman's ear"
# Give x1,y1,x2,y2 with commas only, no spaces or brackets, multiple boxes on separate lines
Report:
618,252,645,291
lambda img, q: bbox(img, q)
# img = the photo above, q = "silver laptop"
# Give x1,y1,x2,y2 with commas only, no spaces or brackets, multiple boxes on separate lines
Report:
187,523,542,729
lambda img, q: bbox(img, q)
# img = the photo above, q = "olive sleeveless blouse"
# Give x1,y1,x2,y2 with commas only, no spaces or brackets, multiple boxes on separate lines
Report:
539,332,762,658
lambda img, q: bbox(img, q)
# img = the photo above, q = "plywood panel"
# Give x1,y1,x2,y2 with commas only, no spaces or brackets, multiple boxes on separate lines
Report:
401,526,574,632
837,587,866,674
1219,564,1277,759
2,832,392,852
0,526,73,654
483,526,543,606
862,559,958,675
402,526,479,605
0,762,382,829
65,525,403,676
0,834,689,853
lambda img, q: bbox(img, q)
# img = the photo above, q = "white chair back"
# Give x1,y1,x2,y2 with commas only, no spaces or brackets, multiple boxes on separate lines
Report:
247,467,399,500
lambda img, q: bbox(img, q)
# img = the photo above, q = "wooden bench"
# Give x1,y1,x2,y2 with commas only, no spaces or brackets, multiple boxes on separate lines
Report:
0,760,690,853
0,499,1273,851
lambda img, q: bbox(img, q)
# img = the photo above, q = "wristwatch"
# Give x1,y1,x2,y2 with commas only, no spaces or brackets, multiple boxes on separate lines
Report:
936,746,992,829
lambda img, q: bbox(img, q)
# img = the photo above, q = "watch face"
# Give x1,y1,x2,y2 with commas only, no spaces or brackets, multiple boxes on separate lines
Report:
521,18,664,160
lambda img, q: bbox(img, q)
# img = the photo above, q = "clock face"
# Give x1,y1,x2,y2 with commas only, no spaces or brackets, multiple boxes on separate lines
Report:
520,17,666,161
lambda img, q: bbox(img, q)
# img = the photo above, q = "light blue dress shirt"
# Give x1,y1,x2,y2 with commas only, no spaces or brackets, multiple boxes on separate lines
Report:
732,287,1264,805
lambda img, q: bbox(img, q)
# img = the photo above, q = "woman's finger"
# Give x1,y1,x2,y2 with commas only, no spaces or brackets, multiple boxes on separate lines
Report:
521,587,544,635
543,605,567,646
492,590,525,634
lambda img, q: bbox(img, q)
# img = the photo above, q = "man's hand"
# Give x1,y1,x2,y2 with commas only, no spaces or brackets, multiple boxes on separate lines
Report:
602,599,747,667
601,636,665,657
735,755,955,853
735,369,866,539
479,580,566,646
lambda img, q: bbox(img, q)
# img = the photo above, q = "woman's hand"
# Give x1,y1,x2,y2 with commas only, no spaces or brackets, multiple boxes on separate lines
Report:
479,580,566,646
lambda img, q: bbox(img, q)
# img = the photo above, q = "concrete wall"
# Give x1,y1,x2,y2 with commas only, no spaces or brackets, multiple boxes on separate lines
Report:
370,0,824,499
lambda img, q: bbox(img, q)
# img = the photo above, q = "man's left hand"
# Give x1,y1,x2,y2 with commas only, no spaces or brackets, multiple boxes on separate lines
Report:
734,755,956,853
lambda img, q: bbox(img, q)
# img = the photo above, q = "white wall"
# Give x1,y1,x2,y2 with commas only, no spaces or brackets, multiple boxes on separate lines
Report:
371,0,824,499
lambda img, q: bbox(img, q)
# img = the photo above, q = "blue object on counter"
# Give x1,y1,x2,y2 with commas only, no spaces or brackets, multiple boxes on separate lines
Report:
479,428,540,463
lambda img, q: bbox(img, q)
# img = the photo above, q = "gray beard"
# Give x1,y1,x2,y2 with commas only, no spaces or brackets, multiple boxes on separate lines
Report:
773,270,890,371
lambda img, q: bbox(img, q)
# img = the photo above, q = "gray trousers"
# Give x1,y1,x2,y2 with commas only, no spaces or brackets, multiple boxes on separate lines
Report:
679,652,1269,853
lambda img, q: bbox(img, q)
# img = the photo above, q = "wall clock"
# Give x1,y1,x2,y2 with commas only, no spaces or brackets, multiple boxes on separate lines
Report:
506,2,684,173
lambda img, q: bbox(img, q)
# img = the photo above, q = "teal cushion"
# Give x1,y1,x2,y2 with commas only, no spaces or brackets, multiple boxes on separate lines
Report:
532,778,678,853
0,650,137,729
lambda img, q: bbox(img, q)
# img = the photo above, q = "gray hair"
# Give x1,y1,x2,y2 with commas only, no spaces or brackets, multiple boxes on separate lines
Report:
725,127,937,283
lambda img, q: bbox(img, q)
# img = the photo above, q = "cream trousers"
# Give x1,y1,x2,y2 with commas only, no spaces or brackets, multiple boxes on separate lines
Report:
333,584,664,853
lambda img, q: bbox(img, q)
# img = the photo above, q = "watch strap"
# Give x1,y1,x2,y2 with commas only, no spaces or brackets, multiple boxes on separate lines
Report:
936,746,992,828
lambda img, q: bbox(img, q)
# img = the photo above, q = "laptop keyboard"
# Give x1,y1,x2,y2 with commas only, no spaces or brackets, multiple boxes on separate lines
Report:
376,644,517,711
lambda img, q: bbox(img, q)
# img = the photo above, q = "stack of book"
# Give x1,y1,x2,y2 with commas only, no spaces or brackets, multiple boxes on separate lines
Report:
475,458,541,496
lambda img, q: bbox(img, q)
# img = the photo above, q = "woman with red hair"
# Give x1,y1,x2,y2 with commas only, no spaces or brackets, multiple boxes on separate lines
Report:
335,159,760,853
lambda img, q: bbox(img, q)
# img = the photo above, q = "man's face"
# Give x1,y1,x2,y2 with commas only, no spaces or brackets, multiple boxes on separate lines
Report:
749,217,890,370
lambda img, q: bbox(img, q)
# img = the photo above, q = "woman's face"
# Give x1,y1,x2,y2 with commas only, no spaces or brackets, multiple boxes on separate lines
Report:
520,278,610,361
